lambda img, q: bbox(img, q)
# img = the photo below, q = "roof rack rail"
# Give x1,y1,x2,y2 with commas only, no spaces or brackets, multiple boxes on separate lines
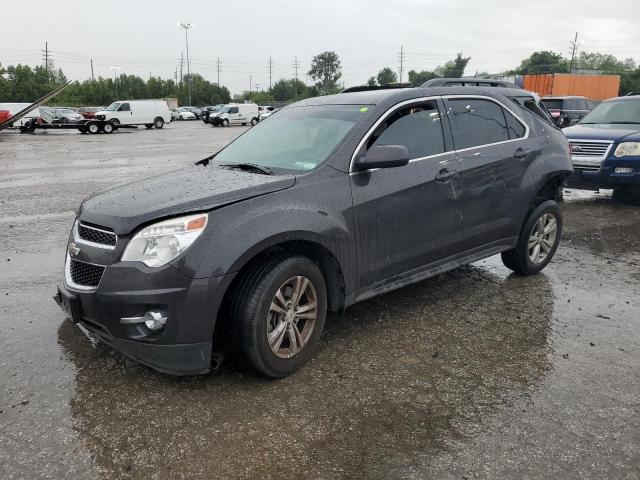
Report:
341,83,413,93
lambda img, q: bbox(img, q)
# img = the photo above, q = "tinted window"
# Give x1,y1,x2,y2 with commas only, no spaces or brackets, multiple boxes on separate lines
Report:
368,101,446,159
118,103,130,112
447,98,509,149
565,99,580,110
542,99,563,110
578,100,589,110
229,107,239,114
504,109,526,139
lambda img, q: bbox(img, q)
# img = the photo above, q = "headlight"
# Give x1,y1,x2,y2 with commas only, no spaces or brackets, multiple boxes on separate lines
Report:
121,213,208,267
614,142,640,158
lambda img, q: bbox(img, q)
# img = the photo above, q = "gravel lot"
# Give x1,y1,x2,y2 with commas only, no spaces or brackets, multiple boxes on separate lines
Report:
1,121,639,479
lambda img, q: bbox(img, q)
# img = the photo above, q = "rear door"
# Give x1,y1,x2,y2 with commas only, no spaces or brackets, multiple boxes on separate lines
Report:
350,98,462,290
443,96,535,250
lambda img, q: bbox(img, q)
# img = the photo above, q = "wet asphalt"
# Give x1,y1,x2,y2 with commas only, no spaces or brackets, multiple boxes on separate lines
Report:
1,121,639,479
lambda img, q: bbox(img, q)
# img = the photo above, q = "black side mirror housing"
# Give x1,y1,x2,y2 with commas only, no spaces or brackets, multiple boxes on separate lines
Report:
354,145,410,171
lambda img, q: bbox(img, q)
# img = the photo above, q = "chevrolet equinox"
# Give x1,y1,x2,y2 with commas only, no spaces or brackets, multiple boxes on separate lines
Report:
55,87,573,377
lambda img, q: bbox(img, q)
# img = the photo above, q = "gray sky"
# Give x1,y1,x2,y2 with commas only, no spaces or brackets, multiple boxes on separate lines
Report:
1,0,639,95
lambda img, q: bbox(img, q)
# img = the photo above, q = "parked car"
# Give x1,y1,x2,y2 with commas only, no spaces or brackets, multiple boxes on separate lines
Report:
78,107,106,119
259,105,275,115
201,104,224,123
54,86,572,377
0,103,40,127
172,107,197,121
541,96,596,128
0,110,11,124
210,103,259,126
563,95,640,200
181,106,202,119
96,100,171,129
259,108,279,122
51,107,84,124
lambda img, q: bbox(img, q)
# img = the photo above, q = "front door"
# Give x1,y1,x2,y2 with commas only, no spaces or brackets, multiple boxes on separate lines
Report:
350,99,462,291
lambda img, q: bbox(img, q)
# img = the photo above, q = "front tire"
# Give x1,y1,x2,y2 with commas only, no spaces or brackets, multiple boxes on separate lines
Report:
231,255,327,378
222,118,229,127
501,200,562,275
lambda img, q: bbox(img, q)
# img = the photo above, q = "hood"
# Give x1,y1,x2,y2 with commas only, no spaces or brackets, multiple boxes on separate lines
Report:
78,165,295,235
563,123,640,142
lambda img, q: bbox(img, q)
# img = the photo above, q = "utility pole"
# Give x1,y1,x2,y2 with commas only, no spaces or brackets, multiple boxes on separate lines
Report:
292,56,300,80
42,42,51,81
569,32,579,73
398,45,405,83
175,67,178,84
178,22,194,105
249,75,253,93
179,52,184,84
268,56,273,89
255,83,261,92
110,66,120,98
90,58,95,81
216,57,221,86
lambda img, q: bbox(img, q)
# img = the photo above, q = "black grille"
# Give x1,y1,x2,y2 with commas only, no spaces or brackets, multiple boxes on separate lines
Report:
69,259,105,287
78,223,116,247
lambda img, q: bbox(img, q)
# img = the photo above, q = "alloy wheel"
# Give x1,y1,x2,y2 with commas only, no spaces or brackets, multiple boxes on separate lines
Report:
266,276,318,358
528,213,557,264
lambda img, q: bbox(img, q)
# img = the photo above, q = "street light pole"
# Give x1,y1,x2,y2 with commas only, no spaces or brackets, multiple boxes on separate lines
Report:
110,65,120,98
178,22,194,105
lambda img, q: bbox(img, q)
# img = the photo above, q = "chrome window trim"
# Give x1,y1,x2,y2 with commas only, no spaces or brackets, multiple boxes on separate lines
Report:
349,94,530,174
64,254,105,292
74,221,117,250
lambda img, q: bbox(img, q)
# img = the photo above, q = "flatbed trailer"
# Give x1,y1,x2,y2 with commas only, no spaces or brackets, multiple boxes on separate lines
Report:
19,118,137,134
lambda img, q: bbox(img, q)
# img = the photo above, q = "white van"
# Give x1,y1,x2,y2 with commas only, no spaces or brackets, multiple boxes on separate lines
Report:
97,100,171,128
211,103,259,127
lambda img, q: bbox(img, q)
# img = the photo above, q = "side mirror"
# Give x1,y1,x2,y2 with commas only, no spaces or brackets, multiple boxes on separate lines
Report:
354,145,410,171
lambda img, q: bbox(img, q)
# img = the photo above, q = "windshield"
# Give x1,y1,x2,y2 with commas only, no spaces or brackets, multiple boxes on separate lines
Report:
213,105,367,173
579,99,640,124
105,102,121,111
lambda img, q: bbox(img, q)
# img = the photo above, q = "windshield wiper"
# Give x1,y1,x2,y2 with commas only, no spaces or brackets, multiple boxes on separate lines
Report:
219,162,272,175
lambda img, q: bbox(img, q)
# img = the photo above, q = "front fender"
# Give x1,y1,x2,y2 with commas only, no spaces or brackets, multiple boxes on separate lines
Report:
171,170,357,293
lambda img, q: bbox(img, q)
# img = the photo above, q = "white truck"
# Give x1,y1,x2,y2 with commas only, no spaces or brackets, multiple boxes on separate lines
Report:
210,103,260,127
96,100,171,129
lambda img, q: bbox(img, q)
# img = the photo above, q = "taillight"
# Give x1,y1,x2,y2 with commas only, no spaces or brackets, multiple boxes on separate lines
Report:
551,111,561,118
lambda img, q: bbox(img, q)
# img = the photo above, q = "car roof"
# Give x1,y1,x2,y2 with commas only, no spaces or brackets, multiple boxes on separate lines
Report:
293,86,534,107
601,95,640,102
422,77,518,88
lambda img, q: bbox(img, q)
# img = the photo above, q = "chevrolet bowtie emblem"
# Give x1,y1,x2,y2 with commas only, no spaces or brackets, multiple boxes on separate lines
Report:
68,242,81,257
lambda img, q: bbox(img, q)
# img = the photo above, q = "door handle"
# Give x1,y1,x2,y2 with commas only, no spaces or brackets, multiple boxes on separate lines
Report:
514,147,531,159
435,169,457,182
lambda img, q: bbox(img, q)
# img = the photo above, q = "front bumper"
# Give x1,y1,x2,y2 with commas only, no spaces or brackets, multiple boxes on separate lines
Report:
567,158,640,190
54,261,235,375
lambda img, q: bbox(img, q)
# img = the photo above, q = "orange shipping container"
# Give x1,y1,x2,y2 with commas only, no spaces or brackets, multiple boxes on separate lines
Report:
522,74,620,100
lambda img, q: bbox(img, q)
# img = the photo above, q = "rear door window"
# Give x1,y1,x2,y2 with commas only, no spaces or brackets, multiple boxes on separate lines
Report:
368,101,446,159
446,98,510,149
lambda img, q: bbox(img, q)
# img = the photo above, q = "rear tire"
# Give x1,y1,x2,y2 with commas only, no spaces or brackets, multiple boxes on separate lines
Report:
231,255,327,378
101,122,114,134
154,117,164,129
251,118,258,126
501,200,562,275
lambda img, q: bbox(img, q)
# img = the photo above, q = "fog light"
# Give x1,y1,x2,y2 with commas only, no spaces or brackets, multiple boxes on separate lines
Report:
614,167,633,174
144,310,167,331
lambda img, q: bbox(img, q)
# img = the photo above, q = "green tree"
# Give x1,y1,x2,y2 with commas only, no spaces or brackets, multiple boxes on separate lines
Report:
376,67,398,85
407,70,438,87
308,51,342,95
366,76,377,86
269,78,309,101
577,52,636,72
435,53,471,78
514,51,569,74
620,68,640,95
